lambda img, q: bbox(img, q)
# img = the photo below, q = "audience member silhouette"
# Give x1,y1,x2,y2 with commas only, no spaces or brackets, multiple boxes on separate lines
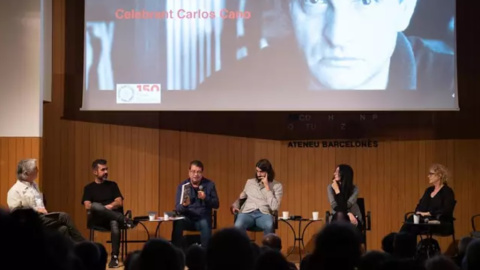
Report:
206,228,255,270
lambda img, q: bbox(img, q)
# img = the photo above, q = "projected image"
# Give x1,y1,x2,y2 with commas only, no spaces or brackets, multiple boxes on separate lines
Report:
83,0,457,110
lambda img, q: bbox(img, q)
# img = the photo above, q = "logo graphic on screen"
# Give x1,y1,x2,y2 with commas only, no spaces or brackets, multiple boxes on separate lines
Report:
116,84,161,104
118,85,134,102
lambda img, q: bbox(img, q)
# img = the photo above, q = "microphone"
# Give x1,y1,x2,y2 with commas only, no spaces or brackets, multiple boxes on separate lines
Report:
198,185,205,205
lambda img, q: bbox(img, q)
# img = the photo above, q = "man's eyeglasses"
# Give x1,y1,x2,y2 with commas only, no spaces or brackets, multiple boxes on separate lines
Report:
189,170,203,175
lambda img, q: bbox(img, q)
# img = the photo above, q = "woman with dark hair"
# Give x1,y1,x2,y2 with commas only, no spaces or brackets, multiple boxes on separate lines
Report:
327,164,362,226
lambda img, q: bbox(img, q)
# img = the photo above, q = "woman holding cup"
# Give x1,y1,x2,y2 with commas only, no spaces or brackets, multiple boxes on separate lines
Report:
400,164,455,235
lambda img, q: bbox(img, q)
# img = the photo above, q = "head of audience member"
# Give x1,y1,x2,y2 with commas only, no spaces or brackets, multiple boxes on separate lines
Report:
186,244,206,270
94,242,108,270
428,163,449,186
189,160,204,186
262,233,282,251
251,242,262,263
458,236,474,257
454,236,474,267
425,255,459,270
287,0,418,90
393,232,417,259
382,232,397,254
255,159,275,182
300,254,312,270
358,251,391,270
207,227,254,270
464,239,480,270
124,250,141,270
308,222,362,270
17,158,39,183
44,227,78,270
175,246,186,270
92,159,108,181
73,242,101,270
139,238,182,270
0,208,37,268
334,164,355,199
254,249,291,270
380,258,425,270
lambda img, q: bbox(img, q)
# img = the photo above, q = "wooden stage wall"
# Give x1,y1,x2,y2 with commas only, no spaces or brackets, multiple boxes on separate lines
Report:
41,120,480,254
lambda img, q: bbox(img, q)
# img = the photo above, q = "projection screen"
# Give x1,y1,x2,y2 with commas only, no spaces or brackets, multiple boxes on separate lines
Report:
82,0,458,111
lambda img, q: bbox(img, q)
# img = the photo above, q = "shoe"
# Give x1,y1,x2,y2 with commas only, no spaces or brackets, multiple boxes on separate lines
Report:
108,255,119,268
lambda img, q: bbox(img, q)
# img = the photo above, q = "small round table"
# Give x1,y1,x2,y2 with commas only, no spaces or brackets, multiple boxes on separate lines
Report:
279,217,324,261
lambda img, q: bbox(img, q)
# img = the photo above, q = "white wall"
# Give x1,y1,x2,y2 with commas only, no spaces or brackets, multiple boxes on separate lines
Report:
0,0,50,137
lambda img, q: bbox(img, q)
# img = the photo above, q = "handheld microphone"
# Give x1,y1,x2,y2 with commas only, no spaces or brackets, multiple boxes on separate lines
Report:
198,185,205,205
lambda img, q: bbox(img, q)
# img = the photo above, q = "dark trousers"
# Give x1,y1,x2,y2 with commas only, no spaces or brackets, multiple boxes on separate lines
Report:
39,212,85,242
89,202,125,256
171,216,211,249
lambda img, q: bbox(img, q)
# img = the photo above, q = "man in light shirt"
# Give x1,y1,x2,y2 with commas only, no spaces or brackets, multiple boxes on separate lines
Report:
7,159,85,242
231,159,283,235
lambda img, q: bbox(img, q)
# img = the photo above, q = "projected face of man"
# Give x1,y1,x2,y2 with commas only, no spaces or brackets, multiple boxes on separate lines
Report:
288,0,417,90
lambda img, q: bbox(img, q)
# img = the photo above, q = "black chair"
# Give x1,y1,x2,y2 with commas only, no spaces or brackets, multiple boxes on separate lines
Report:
404,200,457,252
325,197,371,249
180,209,218,246
232,198,278,239
471,214,480,238
87,207,131,260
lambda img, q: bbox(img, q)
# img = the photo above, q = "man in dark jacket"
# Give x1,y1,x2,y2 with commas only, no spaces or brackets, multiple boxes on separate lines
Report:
172,160,219,249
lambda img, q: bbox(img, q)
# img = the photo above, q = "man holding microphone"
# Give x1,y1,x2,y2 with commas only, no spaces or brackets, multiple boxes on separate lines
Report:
232,159,283,235
172,160,219,249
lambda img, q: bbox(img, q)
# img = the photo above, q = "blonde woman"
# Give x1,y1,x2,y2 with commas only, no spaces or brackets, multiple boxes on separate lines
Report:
401,164,455,235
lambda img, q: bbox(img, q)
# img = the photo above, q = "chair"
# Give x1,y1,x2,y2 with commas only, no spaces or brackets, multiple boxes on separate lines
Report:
180,209,218,246
325,197,371,249
232,198,279,239
470,214,480,238
87,207,131,260
404,200,457,252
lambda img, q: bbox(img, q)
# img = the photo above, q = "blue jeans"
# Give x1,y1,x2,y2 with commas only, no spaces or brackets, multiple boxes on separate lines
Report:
172,216,211,249
234,210,274,235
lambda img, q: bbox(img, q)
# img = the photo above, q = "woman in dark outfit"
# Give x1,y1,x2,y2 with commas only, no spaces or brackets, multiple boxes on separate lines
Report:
401,164,456,235
327,164,363,228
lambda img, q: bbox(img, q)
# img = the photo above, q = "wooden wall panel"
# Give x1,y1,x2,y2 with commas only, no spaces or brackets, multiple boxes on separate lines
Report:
0,137,42,209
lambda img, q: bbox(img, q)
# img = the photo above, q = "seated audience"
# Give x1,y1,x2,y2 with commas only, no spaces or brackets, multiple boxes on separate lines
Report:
186,244,207,270
262,233,297,270
254,249,291,270
207,228,255,270
464,239,480,270
139,238,183,270
381,232,397,255
453,236,473,267
424,255,459,270
358,251,391,270
304,222,362,270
